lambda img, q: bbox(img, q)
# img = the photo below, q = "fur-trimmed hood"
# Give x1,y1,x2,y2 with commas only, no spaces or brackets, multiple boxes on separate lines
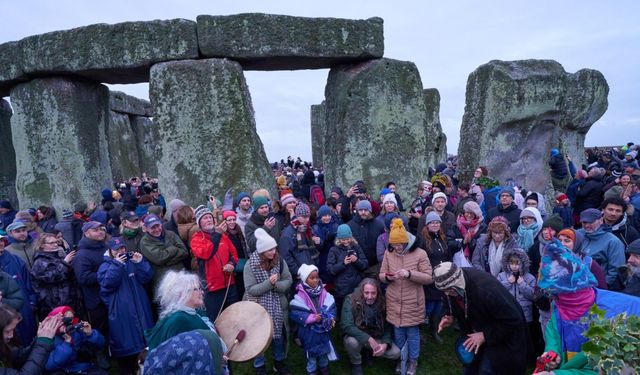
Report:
501,248,531,274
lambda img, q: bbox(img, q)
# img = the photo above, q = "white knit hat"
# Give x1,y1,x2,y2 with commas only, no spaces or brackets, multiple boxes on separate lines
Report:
298,263,319,283
431,192,448,205
254,228,277,254
382,193,397,205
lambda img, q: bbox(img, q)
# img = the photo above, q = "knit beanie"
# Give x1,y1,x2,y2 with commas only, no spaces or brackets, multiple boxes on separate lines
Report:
542,214,564,233
295,202,311,217
500,187,515,199
194,205,213,228
280,193,297,207
356,200,372,212
254,228,277,253
431,192,448,205
336,224,352,239
433,262,466,290
555,193,569,203
0,200,12,210
298,264,319,283
627,239,640,255
388,218,409,244
236,192,250,205
317,205,332,219
463,201,483,220
62,209,73,220
380,188,391,196
222,210,236,220
101,188,113,201
558,228,576,243
425,211,442,225
384,213,400,230
252,196,269,211
168,199,185,213
276,175,286,186
382,193,397,205
525,192,539,203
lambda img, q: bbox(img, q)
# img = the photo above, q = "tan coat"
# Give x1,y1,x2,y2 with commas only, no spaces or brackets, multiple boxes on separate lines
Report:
379,241,433,327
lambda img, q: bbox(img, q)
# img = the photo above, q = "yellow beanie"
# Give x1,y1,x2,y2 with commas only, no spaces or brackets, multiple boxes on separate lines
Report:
276,175,286,187
388,218,409,244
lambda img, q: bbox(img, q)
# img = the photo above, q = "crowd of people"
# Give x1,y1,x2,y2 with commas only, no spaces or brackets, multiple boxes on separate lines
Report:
0,145,640,375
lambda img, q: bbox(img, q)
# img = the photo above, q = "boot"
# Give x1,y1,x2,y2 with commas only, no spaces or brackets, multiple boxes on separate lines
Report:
273,360,291,375
351,364,364,375
430,313,444,344
407,359,418,375
255,365,267,375
318,367,329,375
395,360,402,375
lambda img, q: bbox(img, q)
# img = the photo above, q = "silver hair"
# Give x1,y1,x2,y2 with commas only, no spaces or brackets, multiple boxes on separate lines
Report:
155,270,201,319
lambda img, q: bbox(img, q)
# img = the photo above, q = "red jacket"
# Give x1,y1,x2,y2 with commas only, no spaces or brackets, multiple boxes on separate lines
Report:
190,231,239,292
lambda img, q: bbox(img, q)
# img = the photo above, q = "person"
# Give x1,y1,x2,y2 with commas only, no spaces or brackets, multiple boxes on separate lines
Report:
44,306,107,374
434,262,529,375
552,193,573,229
162,199,186,237
549,148,569,192
30,233,80,318
420,212,451,344
376,194,402,228
527,214,563,277
119,211,144,253
603,173,633,201
190,205,239,321
245,196,280,254
274,193,298,233
0,304,62,374
600,196,639,248
339,181,380,223
453,183,475,216
524,191,548,220
223,210,249,296
53,210,75,249
97,237,154,375
0,201,17,235
574,167,605,216
243,228,293,375
139,214,189,296
472,216,517,277
280,203,320,280
485,187,522,234
312,205,339,284
234,192,253,236
536,241,640,375
557,228,608,289
385,182,404,212
4,222,35,269
577,208,626,288
341,278,400,375
36,206,58,234
417,192,456,237
289,264,337,375
73,221,110,335
346,200,385,278
407,181,431,235
448,201,486,263
612,239,640,296
379,218,432,375
516,207,543,264
326,224,368,315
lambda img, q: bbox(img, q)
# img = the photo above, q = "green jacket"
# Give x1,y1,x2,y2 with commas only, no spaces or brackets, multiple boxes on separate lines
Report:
139,230,188,289
6,241,36,269
340,294,393,348
544,312,596,375
144,310,209,351
0,270,25,310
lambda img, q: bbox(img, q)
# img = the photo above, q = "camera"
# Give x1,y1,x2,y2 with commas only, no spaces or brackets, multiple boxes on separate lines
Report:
65,322,85,334
125,252,134,260
534,350,558,373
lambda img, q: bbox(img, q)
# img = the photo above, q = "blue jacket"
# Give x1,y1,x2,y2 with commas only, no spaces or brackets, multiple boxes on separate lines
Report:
98,256,155,357
279,225,319,279
578,227,626,287
0,250,37,345
73,237,108,310
0,209,17,234
46,328,105,372
289,284,337,358
326,243,368,298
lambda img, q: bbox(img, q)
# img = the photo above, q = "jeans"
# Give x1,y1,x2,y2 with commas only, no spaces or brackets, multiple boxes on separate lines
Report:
393,325,421,360
425,300,443,316
307,354,328,373
343,336,401,364
204,285,239,321
254,335,285,368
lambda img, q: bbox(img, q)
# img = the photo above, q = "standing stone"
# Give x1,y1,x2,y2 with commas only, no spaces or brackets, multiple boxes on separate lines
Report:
423,89,448,166
110,90,153,117
10,77,112,212
0,99,17,205
197,14,384,70
150,58,275,207
0,42,25,97
323,58,434,204
106,112,141,182
130,116,159,178
310,102,326,168
457,60,608,193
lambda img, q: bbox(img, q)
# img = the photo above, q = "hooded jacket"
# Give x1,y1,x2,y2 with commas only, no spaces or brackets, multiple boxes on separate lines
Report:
73,237,108,310
578,226,626,287
326,241,368,298
486,203,522,234
347,214,385,267
602,214,640,248
190,231,238,292
472,234,518,274
496,249,536,322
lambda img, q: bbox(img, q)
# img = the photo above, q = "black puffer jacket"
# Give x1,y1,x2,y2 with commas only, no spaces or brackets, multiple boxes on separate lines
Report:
486,203,522,234
347,214,385,267
574,175,604,214
1,338,54,375
326,242,368,298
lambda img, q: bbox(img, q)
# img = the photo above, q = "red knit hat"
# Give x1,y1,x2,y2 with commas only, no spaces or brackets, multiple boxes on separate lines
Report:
223,210,236,220
48,305,75,317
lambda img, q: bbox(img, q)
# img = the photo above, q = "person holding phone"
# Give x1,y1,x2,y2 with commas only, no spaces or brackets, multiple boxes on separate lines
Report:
245,196,280,254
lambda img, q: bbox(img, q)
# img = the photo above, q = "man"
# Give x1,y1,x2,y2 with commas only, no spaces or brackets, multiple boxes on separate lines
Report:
73,221,109,334
235,192,253,236
549,148,569,192
612,239,640,296
600,196,639,248
245,196,280,254
574,167,605,215
340,181,381,223
486,187,522,234
454,183,475,216
279,203,320,279
71,201,90,247
577,208,626,288
435,262,528,375
5,221,36,269
150,184,167,217
417,192,456,236
0,200,17,235
163,198,186,236
341,278,400,375
139,214,189,293
120,211,144,253
347,200,385,277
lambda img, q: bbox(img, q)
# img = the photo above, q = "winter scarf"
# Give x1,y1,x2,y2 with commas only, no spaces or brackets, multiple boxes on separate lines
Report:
555,288,596,321
517,223,540,252
488,240,505,277
248,251,284,338
456,215,481,258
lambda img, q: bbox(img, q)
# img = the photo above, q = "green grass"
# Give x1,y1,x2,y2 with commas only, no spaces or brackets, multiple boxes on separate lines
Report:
230,324,462,375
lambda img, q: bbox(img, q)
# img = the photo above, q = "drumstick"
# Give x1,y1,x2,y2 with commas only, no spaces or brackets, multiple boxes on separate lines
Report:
224,329,246,358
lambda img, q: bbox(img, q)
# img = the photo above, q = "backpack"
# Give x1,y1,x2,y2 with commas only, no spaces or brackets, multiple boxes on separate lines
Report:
309,185,325,209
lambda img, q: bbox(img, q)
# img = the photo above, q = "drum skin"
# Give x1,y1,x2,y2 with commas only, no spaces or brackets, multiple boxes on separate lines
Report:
215,301,274,362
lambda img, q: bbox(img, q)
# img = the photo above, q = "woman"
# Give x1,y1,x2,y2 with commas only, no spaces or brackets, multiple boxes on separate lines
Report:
327,224,368,315
30,233,79,318
603,173,633,201
407,181,431,235
0,304,62,374
420,212,451,344
524,192,548,219
379,218,432,375
223,210,249,296
175,205,198,271
472,216,517,276
557,228,607,289
274,193,297,233
98,237,154,375
516,207,543,260
36,206,58,234
312,205,339,284
527,214,563,277
243,228,293,375
51,229,72,254
448,201,487,262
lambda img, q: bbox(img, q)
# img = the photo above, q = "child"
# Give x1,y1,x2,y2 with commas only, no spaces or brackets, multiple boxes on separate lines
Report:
326,224,368,315
552,193,573,229
290,264,337,375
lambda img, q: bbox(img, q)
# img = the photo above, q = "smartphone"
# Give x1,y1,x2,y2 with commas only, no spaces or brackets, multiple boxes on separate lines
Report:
385,272,395,277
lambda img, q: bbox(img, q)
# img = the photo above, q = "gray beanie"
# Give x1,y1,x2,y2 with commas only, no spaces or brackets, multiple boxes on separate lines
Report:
356,200,372,212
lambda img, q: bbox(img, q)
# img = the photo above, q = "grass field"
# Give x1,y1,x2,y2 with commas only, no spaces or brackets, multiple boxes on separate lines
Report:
229,324,463,375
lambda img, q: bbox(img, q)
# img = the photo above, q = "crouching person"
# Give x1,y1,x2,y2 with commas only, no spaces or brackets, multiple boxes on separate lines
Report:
341,278,400,375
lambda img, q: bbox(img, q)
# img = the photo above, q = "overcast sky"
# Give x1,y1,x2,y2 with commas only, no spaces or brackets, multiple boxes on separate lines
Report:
2,1,639,162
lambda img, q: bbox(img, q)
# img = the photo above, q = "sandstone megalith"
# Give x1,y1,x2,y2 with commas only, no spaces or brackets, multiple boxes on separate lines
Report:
130,117,159,178
323,58,438,203
457,60,608,192
0,99,17,204
109,90,153,117
10,78,113,211
197,14,384,70
310,102,326,168
106,112,142,182
424,88,448,165
150,58,275,207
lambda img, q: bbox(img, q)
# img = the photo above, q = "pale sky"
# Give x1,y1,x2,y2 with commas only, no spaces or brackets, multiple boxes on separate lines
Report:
2,1,639,162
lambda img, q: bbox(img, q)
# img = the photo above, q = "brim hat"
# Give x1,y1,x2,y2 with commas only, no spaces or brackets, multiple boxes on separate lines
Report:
81,221,104,233
579,208,602,223
121,211,140,222
143,215,163,229
108,237,126,250
433,262,466,290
